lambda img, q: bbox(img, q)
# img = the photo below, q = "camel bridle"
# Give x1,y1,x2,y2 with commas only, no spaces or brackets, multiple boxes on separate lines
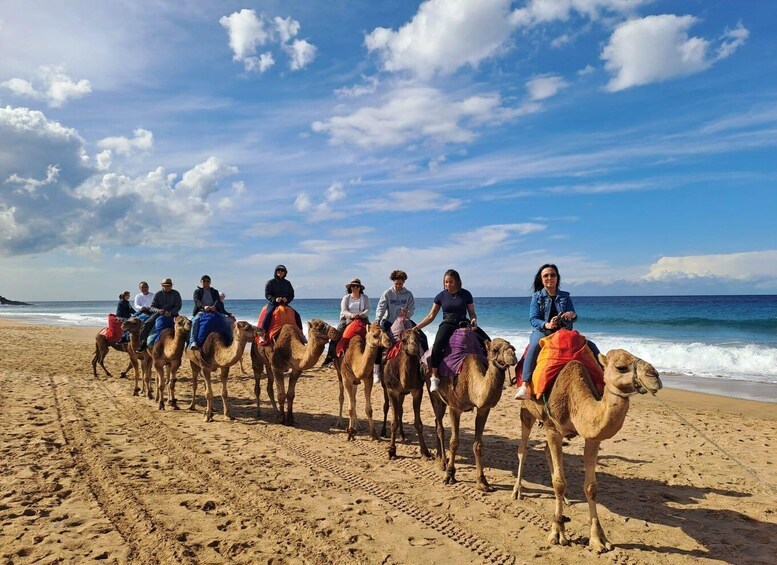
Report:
606,359,653,398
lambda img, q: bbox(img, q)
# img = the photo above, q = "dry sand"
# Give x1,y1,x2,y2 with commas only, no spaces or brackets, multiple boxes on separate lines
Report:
1,318,776,564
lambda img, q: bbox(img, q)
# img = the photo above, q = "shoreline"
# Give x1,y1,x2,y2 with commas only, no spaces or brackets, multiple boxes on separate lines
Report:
2,317,776,409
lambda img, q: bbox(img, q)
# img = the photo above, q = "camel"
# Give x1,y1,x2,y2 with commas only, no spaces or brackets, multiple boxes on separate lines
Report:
428,337,517,492
511,349,661,553
91,331,133,379
333,323,391,441
250,319,331,425
382,328,432,460
148,315,191,410
187,320,258,422
121,317,154,398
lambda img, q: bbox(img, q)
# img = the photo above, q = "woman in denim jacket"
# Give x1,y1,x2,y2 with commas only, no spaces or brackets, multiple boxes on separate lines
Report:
514,264,599,400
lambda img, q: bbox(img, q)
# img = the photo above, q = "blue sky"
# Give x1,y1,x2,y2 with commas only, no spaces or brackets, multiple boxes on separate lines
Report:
0,0,775,301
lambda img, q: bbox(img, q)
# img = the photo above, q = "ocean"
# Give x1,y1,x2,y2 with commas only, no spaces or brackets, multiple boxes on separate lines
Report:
2,295,776,402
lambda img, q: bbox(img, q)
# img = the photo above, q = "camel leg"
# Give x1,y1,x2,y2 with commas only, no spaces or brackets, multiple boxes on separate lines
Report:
168,363,180,410
121,358,135,380
272,369,288,425
203,369,214,422
444,410,461,485
219,367,233,420
546,431,570,546
412,389,432,460
430,393,448,470
363,380,378,440
387,392,401,460
154,363,165,409
285,371,301,426
252,364,262,419
380,382,390,438
266,368,277,412
131,356,141,396
346,382,358,441
334,371,345,429
584,439,612,553
512,407,536,500
473,407,494,493
93,342,112,378
188,361,200,411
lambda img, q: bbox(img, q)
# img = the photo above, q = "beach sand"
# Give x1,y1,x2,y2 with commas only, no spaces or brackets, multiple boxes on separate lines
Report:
1,318,775,564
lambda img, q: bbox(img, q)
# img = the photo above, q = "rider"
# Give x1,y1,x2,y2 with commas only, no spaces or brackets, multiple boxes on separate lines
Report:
189,275,235,351
261,265,303,336
322,277,370,367
373,270,428,383
514,263,600,400
414,269,489,392
136,278,182,353
116,291,136,321
133,281,154,315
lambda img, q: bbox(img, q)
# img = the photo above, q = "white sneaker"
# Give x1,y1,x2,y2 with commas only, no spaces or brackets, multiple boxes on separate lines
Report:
373,365,381,384
514,383,531,400
429,376,440,392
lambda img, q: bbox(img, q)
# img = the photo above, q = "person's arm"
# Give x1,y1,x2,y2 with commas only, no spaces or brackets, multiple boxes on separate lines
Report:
559,294,577,327
529,293,548,331
339,295,352,320
414,303,440,331
467,303,478,328
405,292,415,319
265,279,275,304
287,281,295,303
170,292,182,317
193,288,204,313
129,302,136,315
375,290,389,321
150,292,164,314
133,294,143,311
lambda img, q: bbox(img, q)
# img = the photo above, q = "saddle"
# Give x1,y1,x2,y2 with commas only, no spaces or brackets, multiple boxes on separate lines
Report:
194,312,233,349
336,318,367,357
420,327,485,379
99,313,123,344
255,304,299,346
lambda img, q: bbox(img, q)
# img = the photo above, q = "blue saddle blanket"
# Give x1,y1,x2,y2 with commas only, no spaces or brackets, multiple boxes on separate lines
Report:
195,312,233,348
147,315,174,347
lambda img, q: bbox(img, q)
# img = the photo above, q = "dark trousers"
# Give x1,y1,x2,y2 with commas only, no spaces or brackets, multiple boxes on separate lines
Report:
138,312,160,348
262,302,303,332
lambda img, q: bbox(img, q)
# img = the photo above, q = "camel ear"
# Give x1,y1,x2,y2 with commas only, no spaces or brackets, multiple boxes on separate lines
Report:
484,339,493,355
598,353,607,367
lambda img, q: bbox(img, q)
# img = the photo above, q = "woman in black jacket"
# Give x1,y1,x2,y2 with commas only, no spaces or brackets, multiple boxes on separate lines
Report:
116,291,136,320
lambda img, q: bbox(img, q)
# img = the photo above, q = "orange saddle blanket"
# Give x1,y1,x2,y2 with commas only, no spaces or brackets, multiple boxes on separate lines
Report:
255,305,299,346
527,329,604,400
336,319,367,357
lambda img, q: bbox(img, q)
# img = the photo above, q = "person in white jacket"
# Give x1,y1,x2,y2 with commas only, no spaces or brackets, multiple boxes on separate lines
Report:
321,278,370,367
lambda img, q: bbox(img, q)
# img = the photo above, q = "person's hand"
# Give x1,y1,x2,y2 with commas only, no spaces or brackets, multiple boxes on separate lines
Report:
275,297,282,303
228,315,236,322
399,307,408,318
560,312,575,322
547,316,559,330
470,317,478,329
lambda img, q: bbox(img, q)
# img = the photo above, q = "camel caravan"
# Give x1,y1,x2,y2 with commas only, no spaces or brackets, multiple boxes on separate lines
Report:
91,266,662,554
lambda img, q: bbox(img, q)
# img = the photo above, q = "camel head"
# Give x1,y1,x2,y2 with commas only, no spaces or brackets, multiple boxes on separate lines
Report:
486,338,518,370
308,319,332,341
598,349,662,396
400,328,422,358
174,316,192,336
365,323,389,349
234,320,258,342
122,317,142,333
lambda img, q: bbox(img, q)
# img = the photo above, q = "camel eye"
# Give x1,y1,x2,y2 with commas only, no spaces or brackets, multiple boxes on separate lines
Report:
616,365,630,373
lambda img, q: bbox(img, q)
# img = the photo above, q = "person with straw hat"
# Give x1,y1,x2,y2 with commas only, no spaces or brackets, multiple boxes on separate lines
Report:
321,277,370,366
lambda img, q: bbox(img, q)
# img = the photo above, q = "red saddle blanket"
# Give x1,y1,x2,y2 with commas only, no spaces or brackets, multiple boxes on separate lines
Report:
336,319,367,357
519,329,604,400
255,305,299,346
99,313,123,344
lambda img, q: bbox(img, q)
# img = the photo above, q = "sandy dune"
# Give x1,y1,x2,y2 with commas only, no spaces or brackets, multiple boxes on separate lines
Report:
1,319,776,564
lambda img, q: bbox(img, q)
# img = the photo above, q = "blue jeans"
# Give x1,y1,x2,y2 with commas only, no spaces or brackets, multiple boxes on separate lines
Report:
189,313,202,348
522,330,601,383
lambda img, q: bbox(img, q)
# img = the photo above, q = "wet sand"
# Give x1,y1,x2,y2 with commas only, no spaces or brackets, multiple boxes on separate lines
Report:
1,318,776,564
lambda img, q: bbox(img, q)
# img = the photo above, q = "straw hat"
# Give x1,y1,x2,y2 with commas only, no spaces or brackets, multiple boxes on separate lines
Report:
345,277,365,292
161,277,173,286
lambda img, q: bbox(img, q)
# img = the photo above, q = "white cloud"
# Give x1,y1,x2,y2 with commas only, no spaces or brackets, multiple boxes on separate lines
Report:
526,74,569,101
97,128,154,156
219,9,270,63
0,106,240,255
510,0,648,27
325,181,345,202
645,251,777,282
312,86,538,148
717,22,749,60
294,192,313,212
602,15,748,92
1,65,91,107
335,76,379,98
365,0,517,77
285,39,316,71
361,189,462,213
220,10,316,73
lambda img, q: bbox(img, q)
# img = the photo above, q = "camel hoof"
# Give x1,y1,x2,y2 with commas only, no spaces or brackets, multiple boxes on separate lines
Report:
188,403,196,411
158,402,165,411
133,388,140,396
347,428,356,441
388,447,397,460
119,372,127,379
170,400,179,410
443,469,457,485
590,540,613,554
476,481,494,493
226,414,235,421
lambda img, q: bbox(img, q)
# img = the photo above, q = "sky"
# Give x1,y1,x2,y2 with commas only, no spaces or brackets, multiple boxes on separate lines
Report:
0,0,775,301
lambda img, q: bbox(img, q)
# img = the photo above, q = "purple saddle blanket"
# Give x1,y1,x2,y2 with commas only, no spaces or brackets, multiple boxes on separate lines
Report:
421,328,486,379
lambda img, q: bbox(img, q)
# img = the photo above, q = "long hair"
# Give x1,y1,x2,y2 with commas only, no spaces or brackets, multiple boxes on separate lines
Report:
443,269,462,290
532,264,560,293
